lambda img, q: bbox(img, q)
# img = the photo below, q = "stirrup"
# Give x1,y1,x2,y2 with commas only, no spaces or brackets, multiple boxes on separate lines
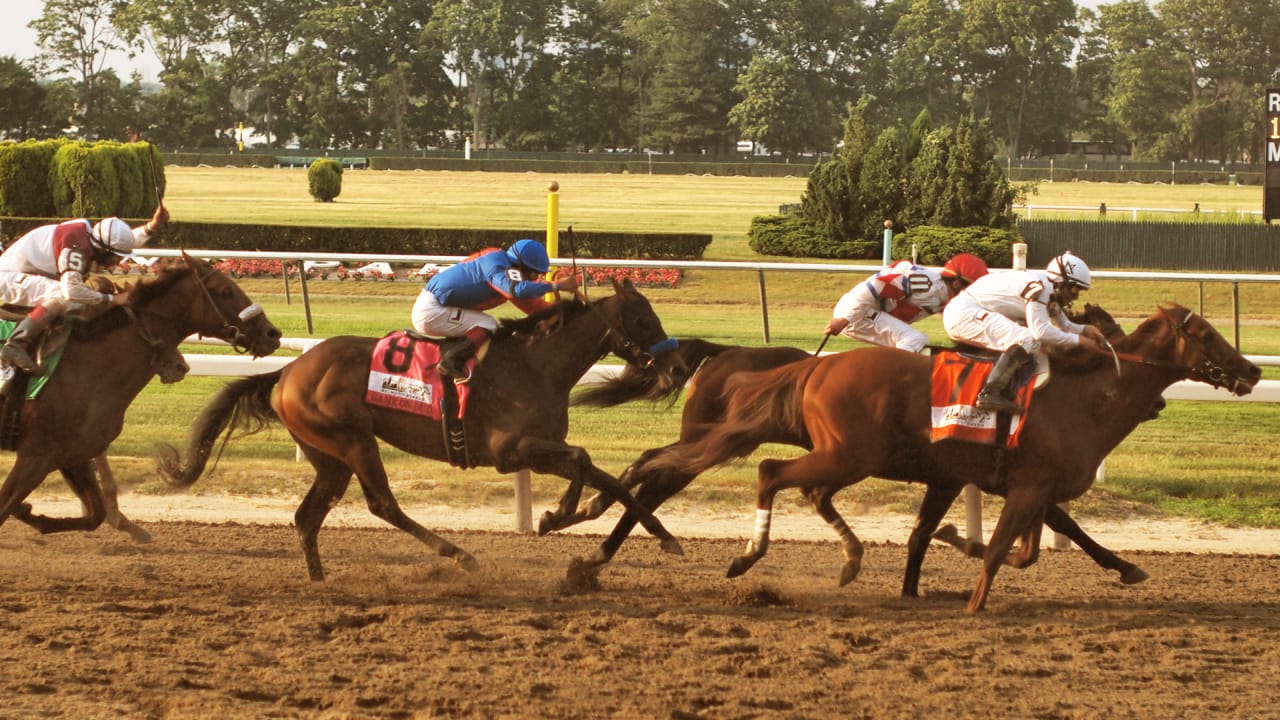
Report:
0,345,35,373
975,391,1022,415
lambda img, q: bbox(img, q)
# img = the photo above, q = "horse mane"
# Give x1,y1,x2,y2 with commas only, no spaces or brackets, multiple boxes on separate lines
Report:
71,264,190,342
494,296,591,341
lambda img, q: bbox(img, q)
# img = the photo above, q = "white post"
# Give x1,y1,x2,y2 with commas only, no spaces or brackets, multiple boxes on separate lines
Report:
514,469,533,533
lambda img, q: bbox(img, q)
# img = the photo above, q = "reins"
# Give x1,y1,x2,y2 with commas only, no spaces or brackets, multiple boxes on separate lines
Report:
123,257,263,355
1101,306,1242,390
561,226,676,369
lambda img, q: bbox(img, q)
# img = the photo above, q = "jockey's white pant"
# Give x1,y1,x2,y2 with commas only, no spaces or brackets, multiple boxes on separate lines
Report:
410,289,498,338
840,306,928,353
0,272,77,314
942,294,1039,355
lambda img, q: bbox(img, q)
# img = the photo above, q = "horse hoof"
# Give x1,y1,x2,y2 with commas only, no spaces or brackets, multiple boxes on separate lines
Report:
455,553,480,573
726,556,755,578
13,502,33,520
127,528,154,544
659,537,684,556
838,562,861,587
1120,566,1150,585
932,524,962,546
537,511,558,536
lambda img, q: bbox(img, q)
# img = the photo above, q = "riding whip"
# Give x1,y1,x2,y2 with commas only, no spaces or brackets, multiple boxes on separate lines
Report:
813,332,832,356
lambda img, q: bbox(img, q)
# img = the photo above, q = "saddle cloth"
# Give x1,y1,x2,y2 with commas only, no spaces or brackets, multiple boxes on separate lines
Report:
365,331,471,419
929,350,1037,448
0,320,68,399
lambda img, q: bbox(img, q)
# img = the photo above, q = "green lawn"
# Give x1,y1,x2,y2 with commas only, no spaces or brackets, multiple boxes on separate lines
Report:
10,168,1280,529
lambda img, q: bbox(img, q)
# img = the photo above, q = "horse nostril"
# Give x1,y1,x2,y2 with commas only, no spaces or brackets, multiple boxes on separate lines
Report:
269,327,283,339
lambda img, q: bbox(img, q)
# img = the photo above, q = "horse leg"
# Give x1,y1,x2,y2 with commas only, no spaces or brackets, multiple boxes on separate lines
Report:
967,484,1047,614
802,485,865,587
1044,505,1149,584
293,444,356,581
342,440,480,575
9,461,107,534
543,444,674,533
728,453,846,579
581,463,698,569
902,484,964,598
517,438,683,556
92,455,152,543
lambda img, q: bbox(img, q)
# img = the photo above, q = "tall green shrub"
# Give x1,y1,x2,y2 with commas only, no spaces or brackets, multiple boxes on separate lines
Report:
0,139,63,217
308,159,342,202
50,142,118,217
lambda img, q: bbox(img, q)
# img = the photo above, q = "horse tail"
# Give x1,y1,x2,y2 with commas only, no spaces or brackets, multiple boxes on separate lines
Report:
572,337,734,409
648,357,819,476
156,370,283,488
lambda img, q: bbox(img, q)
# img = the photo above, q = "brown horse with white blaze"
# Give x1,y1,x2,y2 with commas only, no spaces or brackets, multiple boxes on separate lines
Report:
644,303,1259,613
157,279,687,581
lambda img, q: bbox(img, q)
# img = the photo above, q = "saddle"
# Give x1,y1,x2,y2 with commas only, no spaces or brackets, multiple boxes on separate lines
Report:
366,330,473,468
928,347,1045,449
0,321,73,451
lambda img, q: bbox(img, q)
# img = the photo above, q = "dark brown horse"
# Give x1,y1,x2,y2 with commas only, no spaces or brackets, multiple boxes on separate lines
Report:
0,253,282,535
157,278,687,581
557,305,1152,591
639,303,1259,612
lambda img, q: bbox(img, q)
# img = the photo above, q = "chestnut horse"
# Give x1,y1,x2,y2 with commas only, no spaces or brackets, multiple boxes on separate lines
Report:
0,253,282,535
557,305,1151,591
642,303,1259,612
157,279,686,581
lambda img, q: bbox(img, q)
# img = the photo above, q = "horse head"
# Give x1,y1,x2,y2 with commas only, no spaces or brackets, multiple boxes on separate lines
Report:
135,252,282,357
1152,302,1261,396
598,277,682,371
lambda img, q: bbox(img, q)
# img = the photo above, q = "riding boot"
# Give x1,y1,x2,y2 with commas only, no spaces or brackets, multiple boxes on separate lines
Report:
975,345,1032,414
437,327,492,382
1,309,53,373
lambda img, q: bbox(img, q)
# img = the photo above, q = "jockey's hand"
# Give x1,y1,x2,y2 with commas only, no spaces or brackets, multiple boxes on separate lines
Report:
147,204,170,233
111,290,131,306
1078,333,1105,353
556,272,581,294
1081,325,1107,344
824,317,849,335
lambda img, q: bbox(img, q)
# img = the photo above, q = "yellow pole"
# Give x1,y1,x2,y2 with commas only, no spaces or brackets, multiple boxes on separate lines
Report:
545,180,560,301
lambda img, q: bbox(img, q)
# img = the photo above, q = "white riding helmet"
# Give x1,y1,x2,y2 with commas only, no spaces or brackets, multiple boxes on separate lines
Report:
91,217,135,256
1046,251,1092,289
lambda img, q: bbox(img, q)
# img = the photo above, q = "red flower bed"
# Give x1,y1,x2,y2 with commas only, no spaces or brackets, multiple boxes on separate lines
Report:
583,267,683,289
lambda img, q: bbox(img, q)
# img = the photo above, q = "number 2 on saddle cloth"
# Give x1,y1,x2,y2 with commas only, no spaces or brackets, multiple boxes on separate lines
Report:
929,349,1038,448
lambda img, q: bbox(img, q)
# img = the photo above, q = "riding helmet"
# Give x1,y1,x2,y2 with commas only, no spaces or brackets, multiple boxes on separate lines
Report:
1046,251,1092,289
507,238,551,274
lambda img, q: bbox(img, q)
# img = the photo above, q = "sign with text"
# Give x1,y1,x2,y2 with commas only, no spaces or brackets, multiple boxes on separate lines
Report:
1267,90,1280,220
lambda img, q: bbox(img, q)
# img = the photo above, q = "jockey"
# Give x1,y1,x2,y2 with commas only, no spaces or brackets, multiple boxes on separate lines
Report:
824,253,990,353
411,238,580,380
0,205,169,372
942,251,1107,414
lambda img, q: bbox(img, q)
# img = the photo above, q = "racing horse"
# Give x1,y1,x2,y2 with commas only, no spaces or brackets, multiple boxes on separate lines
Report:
638,303,1260,612
0,253,282,535
556,305,1153,591
156,278,687,581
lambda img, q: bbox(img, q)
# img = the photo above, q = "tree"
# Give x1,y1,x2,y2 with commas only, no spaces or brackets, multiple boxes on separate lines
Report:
728,54,822,156
0,57,46,139
30,0,127,135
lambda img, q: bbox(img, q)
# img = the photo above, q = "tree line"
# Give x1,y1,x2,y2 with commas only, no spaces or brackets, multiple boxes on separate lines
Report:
1,0,1276,164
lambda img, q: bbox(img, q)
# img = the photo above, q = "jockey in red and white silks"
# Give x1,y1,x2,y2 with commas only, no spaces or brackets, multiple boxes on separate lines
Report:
0,206,167,372
825,254,989,353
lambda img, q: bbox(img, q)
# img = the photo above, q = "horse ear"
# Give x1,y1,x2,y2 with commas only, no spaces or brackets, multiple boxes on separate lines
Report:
612,276,635,295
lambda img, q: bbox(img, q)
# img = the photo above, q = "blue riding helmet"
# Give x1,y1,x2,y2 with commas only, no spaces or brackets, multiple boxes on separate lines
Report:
506,239,551,274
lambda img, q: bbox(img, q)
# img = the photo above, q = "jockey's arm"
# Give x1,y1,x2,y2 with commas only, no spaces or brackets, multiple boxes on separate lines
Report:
57,249,113,306
1025,300,1082,349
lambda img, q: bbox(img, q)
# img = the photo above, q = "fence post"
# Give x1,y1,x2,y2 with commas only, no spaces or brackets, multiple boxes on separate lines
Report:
514,469,533,533
757,270,771,344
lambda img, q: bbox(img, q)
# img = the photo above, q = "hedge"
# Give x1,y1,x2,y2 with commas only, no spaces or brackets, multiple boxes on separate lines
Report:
0,220,710,260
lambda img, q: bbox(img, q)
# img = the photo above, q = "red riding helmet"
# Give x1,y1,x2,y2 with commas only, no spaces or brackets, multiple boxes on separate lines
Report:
941,253,989,286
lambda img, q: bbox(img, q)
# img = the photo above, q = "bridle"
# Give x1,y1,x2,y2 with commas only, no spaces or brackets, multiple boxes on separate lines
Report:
1104,307,1245,391
560,226,677,370
127,259,264,355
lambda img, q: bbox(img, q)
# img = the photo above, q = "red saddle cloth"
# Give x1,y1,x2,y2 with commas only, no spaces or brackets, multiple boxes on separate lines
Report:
365,331,470,418
929,350,1034,448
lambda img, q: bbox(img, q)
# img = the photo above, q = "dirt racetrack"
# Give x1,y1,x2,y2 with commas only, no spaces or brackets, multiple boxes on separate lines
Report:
0,521,1277,719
